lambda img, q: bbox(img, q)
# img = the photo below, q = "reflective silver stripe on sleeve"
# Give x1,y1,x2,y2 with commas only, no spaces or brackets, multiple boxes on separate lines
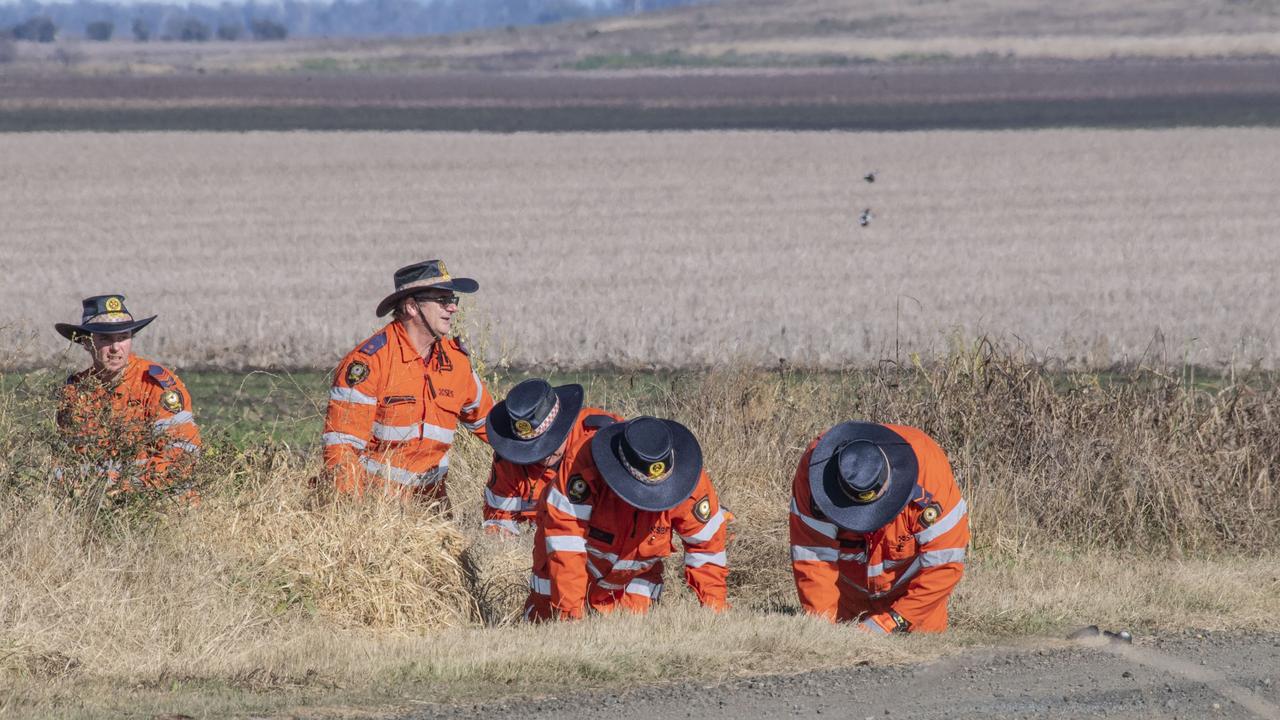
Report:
460,370,484,413
529,574,551,595
421,422,457,444
546,487,593,521
587,560,605,579
587,546,620,564
790,498,838,539
839,551,868,563
322,432,367,450
329,386,376,405
613,557,660,572
165,440,200,454
153,411,194,430
372,422,418,441
884,557,923,595
867,557,909,578
484,488,534,512
545,535,587,553
462,417,486,432
685,551,727,568
679,508,725,544
861,617,889,634
624,578,662,599
359,456,446,487
915,499,968,544
791,545,839,562
483,519,521,535
920,547,967,567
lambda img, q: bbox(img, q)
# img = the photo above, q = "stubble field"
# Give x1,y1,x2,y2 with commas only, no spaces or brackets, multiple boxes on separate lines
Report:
3,128,1279,373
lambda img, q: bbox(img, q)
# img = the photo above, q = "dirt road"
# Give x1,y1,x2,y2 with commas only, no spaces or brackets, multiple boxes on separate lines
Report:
413,631,1280,720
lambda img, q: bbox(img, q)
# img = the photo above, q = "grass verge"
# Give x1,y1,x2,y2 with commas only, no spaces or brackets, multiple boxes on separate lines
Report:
2,346,1278,717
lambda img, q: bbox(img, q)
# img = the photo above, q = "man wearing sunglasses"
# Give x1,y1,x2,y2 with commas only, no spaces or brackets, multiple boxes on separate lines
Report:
323,259,493,505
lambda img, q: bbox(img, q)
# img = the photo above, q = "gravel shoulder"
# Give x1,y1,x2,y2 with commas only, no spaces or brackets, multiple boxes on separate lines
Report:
410,631,1280,720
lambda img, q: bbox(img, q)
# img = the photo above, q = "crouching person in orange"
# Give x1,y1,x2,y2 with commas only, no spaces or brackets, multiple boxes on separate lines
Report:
525,416,728,620
483,379,621,536
54,294,202,497
322,259,493,504
790,422,968,633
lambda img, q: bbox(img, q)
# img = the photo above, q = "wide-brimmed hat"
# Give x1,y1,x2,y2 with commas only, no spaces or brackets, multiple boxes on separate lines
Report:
375,259,478,317
54,294,156,343
808,422,920,534
590,416,703,512
488,379,585,465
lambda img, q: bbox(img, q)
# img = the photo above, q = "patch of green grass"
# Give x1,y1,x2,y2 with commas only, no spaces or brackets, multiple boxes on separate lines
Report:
183,370,329,448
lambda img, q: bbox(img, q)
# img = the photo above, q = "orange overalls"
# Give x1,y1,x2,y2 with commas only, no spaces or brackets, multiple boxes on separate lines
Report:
482,406,623,536
323,320,493,502
789,424,969,633
56,354,202,495
525,444,729,621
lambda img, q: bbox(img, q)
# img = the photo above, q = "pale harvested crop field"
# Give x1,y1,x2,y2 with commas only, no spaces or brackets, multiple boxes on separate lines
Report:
2,128,1278,371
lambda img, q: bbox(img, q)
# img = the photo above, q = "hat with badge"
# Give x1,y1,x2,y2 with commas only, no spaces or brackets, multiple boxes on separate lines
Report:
375,259,479,317
808,422,920,534
590,416,703,512
488,379,585,465
54,294,156,342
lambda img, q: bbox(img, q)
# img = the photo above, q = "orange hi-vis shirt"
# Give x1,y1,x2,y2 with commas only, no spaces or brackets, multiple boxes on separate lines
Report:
56,354,202,493
525,442,729,621
483,406,623,536
323,320,493,501
789,424,969,633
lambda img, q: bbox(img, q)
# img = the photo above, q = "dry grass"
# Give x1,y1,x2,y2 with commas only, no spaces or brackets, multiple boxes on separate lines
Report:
2,347,1278,716
2,128,1279,371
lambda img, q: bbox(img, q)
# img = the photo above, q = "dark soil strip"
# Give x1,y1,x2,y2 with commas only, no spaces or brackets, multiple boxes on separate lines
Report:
5,93,1280,131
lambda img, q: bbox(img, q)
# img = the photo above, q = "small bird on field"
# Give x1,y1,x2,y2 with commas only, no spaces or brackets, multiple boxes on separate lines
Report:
864,171,877,183
859,209,873,227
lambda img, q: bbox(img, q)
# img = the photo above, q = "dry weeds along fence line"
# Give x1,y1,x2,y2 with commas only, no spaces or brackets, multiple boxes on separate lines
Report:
1,348,1278,708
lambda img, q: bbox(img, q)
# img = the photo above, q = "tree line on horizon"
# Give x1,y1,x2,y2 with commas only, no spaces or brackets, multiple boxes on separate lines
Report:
0,0,703,42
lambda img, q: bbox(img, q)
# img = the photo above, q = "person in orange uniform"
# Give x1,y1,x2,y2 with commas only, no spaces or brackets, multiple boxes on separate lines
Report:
789,422,968,633
483,378,621,536
525,416,729,620
323,259,493,503
54,294,202,496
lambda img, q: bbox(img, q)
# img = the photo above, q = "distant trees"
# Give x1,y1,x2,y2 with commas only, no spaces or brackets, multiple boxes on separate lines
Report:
11,16,56,42
249,18,287,40
85,20,113,41
0,0,703,41
169,17,211,42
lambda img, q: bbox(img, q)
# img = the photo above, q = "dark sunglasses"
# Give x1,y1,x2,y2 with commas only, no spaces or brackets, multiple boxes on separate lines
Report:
416,294,460,307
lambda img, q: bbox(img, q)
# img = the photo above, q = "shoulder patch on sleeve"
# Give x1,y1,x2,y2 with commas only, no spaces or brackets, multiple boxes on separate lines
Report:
358,332,388,356
345,361,370,386
919,503,942,527
146,364,176,388
566,474,591,503
451,336,470,356
693,495,712,523
582,414,617,430
160,389,184,413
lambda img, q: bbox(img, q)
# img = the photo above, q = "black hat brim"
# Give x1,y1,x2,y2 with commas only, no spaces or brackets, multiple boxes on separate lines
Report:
488,384,585,465
55,315,156,343
375,277,480,317
808,422,919,534
590,419,702,512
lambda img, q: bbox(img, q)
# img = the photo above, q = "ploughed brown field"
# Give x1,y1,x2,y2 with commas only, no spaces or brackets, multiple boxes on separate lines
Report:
3,128,1278,372
3,59,1280,131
